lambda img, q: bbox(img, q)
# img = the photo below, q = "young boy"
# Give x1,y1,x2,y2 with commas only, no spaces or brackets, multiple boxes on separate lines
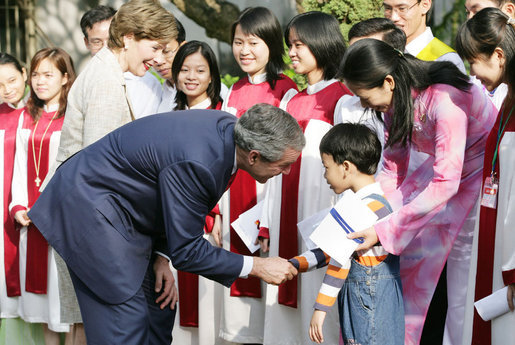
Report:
290,123,404,345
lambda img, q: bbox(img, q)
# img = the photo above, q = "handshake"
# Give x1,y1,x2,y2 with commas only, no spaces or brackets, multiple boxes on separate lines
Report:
249,256,298,285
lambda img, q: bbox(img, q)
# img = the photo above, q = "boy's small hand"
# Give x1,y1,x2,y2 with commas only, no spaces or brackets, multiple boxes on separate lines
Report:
348,226,378,252
309,309,326,344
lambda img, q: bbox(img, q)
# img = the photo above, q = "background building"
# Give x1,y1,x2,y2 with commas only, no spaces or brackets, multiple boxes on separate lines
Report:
1,0,463,75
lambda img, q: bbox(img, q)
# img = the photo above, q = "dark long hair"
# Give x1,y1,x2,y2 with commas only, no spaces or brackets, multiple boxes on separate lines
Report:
285,11,346,81
26,48,76,122
231,7,286,89
172,40,221,110
339,39,470,148
456,7,515,89
0,52,24,74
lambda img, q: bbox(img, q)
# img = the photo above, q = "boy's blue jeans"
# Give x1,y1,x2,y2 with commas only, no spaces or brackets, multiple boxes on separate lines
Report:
338,254,404,345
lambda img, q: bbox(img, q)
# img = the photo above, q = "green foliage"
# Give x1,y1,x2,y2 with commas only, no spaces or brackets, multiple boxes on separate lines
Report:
302,0,383,42
283,68,308,91
432,0,467,48
221,73,240,88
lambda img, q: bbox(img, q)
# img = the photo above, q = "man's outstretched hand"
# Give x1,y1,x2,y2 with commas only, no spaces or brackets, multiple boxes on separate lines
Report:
250,256,298,285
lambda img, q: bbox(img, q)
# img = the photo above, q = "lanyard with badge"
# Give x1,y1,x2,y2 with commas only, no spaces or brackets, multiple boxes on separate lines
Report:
481,104,514,209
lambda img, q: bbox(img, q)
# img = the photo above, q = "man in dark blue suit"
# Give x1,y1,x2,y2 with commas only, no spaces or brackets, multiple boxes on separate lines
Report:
28,104,304,344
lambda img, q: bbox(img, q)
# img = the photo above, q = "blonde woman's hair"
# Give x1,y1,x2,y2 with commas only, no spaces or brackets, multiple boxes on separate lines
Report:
108,0,177,49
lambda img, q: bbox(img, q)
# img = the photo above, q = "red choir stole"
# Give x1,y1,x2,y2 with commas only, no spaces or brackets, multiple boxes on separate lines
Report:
176,101,225,327
225,75,298,299
1,105,23,297
472,104,515,345
8,109,63,296
279,81,351,307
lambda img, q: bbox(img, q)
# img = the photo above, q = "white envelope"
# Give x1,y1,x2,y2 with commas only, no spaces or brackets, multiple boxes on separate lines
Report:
309,191,378,265
297,207,331,250
230,200,263,253
474,286,514,321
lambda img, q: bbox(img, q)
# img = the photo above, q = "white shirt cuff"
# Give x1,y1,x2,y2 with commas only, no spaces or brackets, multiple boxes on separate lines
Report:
239,256,254,278
154,251,170,261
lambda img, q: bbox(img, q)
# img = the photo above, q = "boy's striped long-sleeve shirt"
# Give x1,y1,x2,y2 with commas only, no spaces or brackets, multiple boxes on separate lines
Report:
289,182,393,312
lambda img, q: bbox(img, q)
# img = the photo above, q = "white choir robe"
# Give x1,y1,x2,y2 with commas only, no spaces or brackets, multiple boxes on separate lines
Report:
170,98,234,345
6,107,69,332
217,72,297,344
461,131,515,345
0,106,22,321
258,80,351,345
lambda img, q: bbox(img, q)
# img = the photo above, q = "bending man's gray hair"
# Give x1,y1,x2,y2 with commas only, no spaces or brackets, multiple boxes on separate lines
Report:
234,103,305,162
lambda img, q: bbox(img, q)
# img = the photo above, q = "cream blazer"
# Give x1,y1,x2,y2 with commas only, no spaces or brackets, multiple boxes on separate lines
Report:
57,47,134,163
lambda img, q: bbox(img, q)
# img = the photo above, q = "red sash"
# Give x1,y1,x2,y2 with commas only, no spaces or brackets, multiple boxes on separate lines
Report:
279,82,351,307
226,75,298,298
176,101,225,327
471,106,515,344
229,170,261,297
7,110,63,295
1,105,22,297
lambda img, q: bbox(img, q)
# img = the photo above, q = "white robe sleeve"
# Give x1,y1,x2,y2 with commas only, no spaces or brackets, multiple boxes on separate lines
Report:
499,132,515,283
9,112,28,213
279,89,298,111
221,85,237,116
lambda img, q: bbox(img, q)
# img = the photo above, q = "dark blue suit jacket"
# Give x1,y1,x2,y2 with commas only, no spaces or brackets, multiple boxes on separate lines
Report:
29,110,243,304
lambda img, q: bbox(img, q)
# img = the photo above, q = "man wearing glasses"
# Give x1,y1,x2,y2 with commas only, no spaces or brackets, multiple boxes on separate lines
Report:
383,0,466,72
155,19,185,113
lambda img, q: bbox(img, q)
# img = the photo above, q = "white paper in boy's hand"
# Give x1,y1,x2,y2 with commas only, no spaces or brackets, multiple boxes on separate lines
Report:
298,207,331,250
231,200,263,253
474,286,514,321
310,191,378,266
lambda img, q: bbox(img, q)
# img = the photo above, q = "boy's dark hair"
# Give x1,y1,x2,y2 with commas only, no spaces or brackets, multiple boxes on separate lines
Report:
80,5,116,38
320,123,382,175
348,18,407,51
175,18,186,44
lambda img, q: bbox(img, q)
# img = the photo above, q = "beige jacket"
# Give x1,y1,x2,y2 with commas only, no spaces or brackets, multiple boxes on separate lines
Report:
57,47,134,163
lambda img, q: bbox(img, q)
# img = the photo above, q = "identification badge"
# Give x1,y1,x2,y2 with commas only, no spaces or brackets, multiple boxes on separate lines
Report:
481,176,498,209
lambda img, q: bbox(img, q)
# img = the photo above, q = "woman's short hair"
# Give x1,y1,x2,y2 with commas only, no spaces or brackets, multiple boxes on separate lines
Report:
285,11,346,81
26,48,76,121
456,7,515,87
108,0,177,49
231,7,286,89
172,41,221,110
